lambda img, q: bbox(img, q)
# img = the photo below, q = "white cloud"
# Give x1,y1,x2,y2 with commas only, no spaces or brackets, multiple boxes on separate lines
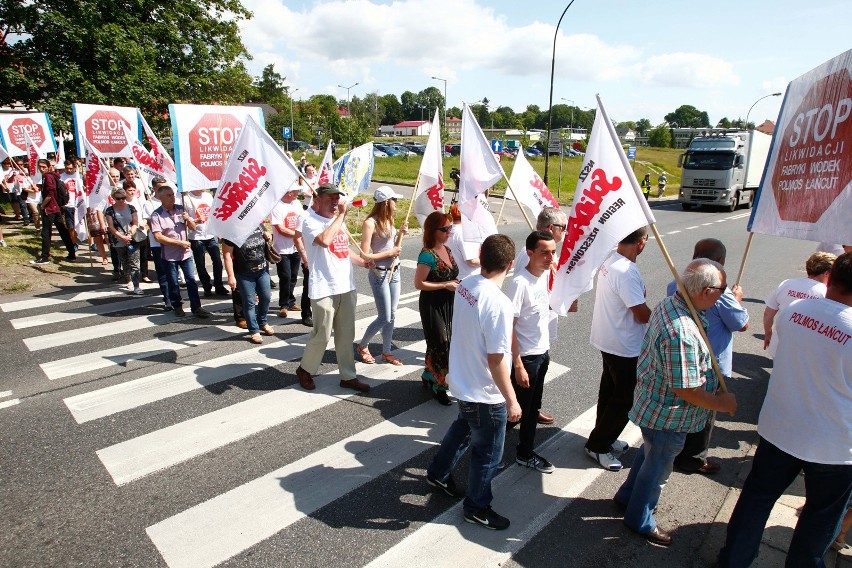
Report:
633,52,739,89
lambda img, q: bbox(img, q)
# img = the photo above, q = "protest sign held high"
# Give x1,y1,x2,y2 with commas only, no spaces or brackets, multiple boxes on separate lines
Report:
72,104,140,158
0,112,56,157
332,142,375,201
412,110,445,226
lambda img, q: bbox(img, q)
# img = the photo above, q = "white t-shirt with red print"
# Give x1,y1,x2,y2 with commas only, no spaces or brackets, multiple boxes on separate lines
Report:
300,208,354,299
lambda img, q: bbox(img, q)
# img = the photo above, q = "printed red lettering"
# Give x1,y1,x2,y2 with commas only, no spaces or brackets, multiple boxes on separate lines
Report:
213,157,267,221
560,168,622,262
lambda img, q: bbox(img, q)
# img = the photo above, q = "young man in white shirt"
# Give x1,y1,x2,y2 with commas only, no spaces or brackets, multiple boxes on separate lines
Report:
184,188,229,297
763,251,836,356
585,227,651,471
269,187,304,318
426,234,522,531
506,230,557,474
720,252,852,566
59,159,84,247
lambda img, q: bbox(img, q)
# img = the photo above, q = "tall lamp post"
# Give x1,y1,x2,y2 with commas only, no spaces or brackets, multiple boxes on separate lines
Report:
338,82,359,148
745,92,782,131
544,1,576,185
288,87,299,149
560,97,575,131
431,76,447,137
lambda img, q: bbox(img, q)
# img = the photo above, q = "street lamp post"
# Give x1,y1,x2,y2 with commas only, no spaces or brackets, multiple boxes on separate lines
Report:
337,82,359,148
288,87,299,149
560,97,574,131
544,1,576,185
431,76,447,138
745,92,782,131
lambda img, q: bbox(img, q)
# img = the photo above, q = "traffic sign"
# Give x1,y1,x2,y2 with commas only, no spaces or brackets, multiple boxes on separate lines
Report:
491,139,502,153
627,146,636,160
282,127,292,140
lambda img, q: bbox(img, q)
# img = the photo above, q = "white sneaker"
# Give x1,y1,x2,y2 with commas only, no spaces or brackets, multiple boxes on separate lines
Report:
126,282,134,291
610,440,629,456
0,239,6,247
133,288,144,295
584,447,623,471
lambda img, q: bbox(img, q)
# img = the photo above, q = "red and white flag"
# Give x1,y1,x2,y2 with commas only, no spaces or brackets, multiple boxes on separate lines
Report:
458,102,500,242
0,143,9,163
24,131,44,176
316,142,334,188
207,117,302,247
413,110,444,225
550,96,656,315
83,138,110,210
138,110,177,183
120,122,159,189
54,131,66,168
506,148,559,218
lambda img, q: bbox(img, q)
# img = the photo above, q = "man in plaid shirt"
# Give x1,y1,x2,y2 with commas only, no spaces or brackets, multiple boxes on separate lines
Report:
614,258,738,547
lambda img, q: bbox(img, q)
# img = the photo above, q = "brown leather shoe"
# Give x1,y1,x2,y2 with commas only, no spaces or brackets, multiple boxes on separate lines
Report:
288,305,301,312
236,320,248,329
696,460,721,475
296,366,315,390
639,526,672,546
537,410,555,424
340,377,370,392
278,307,288,318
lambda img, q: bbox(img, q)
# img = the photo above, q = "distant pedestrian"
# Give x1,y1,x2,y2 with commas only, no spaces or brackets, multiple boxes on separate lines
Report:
104,186,142,294
32,158,75,264
222,225,274,344
641,173,652,199
657,173,668,197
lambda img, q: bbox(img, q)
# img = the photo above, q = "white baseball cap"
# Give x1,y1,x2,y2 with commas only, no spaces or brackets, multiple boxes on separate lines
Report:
373,185,404,203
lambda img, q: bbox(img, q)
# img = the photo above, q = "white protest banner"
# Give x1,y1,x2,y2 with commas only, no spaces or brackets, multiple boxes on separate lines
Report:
333,142,375,201
459,102,502,243
413,110,445,225
207,117,301,247
83,138,110,210
54,131,66,168
550,96,655,315
138,110,177,183
25,132,45,176
506,148,559,218
72,104,140,158
121,122,164,184
0,112,56,157
748,48,852,244
170,104,265,194
460,191,497,246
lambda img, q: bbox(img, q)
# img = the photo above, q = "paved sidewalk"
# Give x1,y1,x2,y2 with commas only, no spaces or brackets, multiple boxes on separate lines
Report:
697,441,851,567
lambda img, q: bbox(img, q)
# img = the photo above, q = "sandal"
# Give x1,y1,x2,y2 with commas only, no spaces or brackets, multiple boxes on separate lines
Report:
382,353,403,366
357,346,375,364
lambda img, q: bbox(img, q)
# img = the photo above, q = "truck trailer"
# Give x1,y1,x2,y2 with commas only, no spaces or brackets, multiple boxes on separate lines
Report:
677,130,772,212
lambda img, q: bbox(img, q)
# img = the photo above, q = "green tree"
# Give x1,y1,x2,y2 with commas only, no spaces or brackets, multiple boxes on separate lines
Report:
446,106,462,119
253,64,287,109
664,105,711,128
416,87,444,120
617,121,637,130
647,124,672,148
380,94,403,125
635,118,652,136
400,91,419,120
0,0,254,134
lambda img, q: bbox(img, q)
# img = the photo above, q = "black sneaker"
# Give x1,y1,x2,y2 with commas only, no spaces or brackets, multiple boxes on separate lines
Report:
464,506,510,530
426,474,464,498
204,289,213,298
174,305,186,317
516,452,555,473
64,255,76,262
215,287,231,297
302,317,313,327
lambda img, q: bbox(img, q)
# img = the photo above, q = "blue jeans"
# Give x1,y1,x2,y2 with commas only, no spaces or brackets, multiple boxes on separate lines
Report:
165,256,201,310
235,270,271,334
615,426,687,533
275,252,300,308
719,437,852,568
427,400,507,515
359,268,400,353
190,238,224,291
151,247,171,306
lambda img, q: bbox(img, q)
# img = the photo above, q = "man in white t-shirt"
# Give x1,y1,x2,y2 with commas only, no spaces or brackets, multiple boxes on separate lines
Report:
294,183,373,393
720,252,852,567
59,159,84,246
585,227,651,471
269,187,305,318
426,234,521,531
184,188,229,298
506,230,557,474
763,251,836,356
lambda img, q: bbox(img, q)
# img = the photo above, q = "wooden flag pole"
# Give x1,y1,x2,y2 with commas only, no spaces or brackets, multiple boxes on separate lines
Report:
734,232,754,288
648,222,729,395
494,190,510,225
498,171,534,231
385,173,421,282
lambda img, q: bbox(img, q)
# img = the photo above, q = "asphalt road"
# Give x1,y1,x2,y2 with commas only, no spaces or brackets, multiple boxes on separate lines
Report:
0,193,818,568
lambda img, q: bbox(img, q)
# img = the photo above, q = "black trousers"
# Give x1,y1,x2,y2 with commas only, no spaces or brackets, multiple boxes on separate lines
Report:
40,211,75,260
586,351,638,454
674,412,715,470
508,351,549,458
300,263,312,318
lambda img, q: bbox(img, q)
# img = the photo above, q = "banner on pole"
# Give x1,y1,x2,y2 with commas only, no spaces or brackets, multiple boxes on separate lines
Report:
0,112,57,157
748,48,852,245
72,104,140,158
207,117,302,247
138,110,177,183
413,110,445,226
169,104,265,194
332,142,375,201
550,96,656,315
506,148,559,218
83,138,110,210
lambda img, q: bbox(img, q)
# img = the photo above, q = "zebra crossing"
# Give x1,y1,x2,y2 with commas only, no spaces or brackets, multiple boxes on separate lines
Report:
1,276,629,568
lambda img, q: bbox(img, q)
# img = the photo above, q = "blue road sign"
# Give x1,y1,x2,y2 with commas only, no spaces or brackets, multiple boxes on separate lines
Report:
627,146,636,160
282,127,292,140
491,139,503,153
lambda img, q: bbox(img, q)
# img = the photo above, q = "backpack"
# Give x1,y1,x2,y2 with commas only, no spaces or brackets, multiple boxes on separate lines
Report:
53,173,70,207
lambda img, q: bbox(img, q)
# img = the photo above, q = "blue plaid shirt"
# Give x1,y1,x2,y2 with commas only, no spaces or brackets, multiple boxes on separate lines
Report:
629,293,717,432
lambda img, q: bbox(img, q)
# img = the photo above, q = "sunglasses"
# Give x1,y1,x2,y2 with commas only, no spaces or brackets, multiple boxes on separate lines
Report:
114,197,126,201
551,224,567,230
436,226,452,233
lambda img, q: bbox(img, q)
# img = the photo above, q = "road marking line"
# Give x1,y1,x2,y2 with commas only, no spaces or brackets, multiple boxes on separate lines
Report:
667,230,681,234
63,308,421,424
0,399,21,410
10,296,160,330
98,340,427,486
701,222,714,226
0,289,125,313
0,390,13,398
145,362,570,568
366,408,641,568
686,225,699,230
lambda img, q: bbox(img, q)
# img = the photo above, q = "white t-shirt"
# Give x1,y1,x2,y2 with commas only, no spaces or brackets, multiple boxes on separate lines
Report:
142,197,162,247
183,191,214,241
300,208,354,299
19,172,41,204
269,200,303,255
765,277,827,356
2,167,17,195
446,225,481,280
59,172,84,206
589,252,648,357
758,298,851,465
447,274,514,404
506,267,550,356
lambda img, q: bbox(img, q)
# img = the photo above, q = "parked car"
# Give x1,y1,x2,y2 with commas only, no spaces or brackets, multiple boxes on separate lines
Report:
567,148,584,157
444,144,461,156
402,144,425,155
373,149,388,158
525,147,543,157
286,140,311,152
375,144,402,157
390,144,416,156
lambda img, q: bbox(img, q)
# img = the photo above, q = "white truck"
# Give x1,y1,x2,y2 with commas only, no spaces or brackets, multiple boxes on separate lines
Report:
677,130,772,212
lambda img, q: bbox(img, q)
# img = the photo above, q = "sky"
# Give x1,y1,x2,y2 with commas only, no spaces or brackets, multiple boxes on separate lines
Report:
237,0,851,127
